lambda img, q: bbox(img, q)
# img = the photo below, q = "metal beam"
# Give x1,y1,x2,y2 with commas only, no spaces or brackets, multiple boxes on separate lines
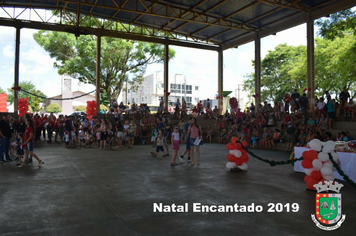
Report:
222,0,356,50
163,42,169,111
96,33,101,113
0,18,219,51
218,46,223,115
14,26,21,116
307,13,314,112
254,32,261,108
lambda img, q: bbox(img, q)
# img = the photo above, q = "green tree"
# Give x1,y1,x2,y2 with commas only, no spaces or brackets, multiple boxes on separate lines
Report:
7,81,46,112
100,90,110,107
0,87,6,93
33,21,176,103
244,44,307,103
74,105,86,112
46,103,62,113
100,104,108,111
315,9,356,40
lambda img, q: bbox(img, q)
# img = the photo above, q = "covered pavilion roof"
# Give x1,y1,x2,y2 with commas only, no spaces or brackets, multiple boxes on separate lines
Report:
1,0,355,50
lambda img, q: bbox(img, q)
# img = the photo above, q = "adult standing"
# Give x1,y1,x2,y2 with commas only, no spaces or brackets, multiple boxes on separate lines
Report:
0,115,12,162
19,119,44,167
291,89,300,112
64,116,73,148
283,93,290,114
175,98,181,119
81,114,90,133
325,91,331,102
184,117,202,166
179,119,192,163
115,120,124,149
299,93,309,114
158,118,170,157
327,97,336,129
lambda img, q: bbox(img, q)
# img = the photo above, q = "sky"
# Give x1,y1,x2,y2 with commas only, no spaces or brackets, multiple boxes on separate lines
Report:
0,10,311,106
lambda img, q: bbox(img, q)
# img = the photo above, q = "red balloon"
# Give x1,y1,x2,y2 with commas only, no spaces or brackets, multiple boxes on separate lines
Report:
307,150,318,160
304,175,312,183
306,179,318,190
231,137,238,144
226,154,236,162
226,143,235,150
241,141,248,147
301,159,313,169
241,154,249,163
234,143,242,150
310,170,322,180
302,151,309,160
235,158,243,166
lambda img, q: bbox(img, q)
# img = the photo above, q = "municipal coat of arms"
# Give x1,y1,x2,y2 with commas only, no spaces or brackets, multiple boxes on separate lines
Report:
311,181,346,231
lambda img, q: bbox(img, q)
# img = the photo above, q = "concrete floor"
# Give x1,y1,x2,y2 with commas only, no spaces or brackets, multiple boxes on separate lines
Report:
0,142,355,236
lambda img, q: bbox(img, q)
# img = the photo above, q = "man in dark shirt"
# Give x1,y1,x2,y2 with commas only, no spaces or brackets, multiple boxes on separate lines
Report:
0,116,12,162
64,116,72,147
299,93,309,113
339,87,351,102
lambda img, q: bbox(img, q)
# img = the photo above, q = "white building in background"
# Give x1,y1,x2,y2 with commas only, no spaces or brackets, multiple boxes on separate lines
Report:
44,75,96,114
121,74,209,109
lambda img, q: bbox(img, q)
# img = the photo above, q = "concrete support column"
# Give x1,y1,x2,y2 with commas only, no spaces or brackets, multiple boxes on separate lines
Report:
307,13,315,111
218,46,223,115
96,33,101,113
254,32,261,108
164,43,169,111
14,26,21,116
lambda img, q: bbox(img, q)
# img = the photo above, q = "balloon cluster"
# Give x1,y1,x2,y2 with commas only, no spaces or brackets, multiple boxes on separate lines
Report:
229,97,238,113
226,137,249,171
18,97,29,116
86,100,97,120
302,139,338,190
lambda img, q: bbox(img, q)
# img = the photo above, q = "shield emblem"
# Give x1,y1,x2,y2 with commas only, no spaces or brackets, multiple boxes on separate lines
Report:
315,193,342,225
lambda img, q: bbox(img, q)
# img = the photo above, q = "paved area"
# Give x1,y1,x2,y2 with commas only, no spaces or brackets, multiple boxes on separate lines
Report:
0,142,355,236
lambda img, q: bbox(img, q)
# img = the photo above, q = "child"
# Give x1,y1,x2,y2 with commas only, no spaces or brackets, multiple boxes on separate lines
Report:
170,126,180,166
151,125,158,147
16,132,25,166
78,128,85,147
219,128,227,144
151,129,167,157
141,126,148,145
83,131,94,148
206,126,213,143
71,128,77,148
251,135,258,149
64,131,70,148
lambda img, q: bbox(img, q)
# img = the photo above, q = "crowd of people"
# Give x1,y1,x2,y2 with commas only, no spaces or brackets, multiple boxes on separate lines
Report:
1,87,354,167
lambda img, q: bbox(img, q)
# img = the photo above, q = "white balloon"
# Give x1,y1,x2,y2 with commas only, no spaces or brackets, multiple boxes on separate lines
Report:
234,150,242,158
309,139,322,152
318,152,329,162
322,161,333,169
331,151,339,163
320,166,333,176
226,162,236,169
305,168,316,175
237,163,248,170
229,150,235,155
312,159,323,170
323,141,336,153
322,174,335,181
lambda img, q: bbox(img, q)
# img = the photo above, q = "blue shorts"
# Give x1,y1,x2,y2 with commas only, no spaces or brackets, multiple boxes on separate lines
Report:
156,145,164,152
185,137,191,150
24,141,34,151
